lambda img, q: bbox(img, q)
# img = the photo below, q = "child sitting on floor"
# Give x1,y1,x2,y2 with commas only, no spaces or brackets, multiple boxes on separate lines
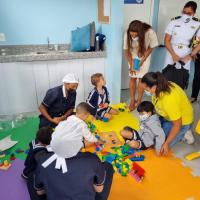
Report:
22,126,53,200
86,73,118,120
53,102,98,145
120,101,165,155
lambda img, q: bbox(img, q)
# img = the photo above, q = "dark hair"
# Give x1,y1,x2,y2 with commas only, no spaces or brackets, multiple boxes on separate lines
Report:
123,126,134,132
141,72,173,97
184,1,197,13
91,73,103,86
137,101,155,114
36,126,53,145
127,20,151,57
76,102,91,114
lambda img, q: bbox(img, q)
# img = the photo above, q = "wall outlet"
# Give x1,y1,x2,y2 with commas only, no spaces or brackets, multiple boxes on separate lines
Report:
0,33,6,42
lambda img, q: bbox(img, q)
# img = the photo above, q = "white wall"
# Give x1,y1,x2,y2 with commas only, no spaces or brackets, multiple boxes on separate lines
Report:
121,0,154,89
157,0,200,45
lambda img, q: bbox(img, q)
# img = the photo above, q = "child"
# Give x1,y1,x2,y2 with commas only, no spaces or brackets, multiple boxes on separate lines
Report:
22,126,53,200
35,126,114,200
120,101,165,154
86,73,118,120
53,102,98,145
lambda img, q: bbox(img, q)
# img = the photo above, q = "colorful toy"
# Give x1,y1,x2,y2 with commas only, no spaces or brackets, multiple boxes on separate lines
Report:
10,153,16,161
185,151,200,161
0,160,11,170
133,57,140,71
129,162,145,183
99,104,106,109
102,117,109,122
0,151,5,158
98,132,122,150
15,148,24,153
118,108,125,112
87,121,96,133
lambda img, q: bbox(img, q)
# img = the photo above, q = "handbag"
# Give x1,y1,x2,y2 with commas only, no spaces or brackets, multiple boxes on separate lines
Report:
162,63,189,89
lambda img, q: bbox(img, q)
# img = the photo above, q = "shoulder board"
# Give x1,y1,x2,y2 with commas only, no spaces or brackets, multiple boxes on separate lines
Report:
171,16,181,21
192,17,200,22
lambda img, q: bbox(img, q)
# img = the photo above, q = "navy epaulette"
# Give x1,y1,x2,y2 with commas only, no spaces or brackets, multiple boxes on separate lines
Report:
192,17,200,22
171,16,181,21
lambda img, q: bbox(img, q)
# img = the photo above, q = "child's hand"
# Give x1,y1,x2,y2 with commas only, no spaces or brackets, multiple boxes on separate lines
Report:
104,103,109,108
126,140,140,149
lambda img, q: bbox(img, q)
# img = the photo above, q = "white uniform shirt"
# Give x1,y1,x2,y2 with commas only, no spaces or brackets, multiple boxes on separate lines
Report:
164,17,200,70
53,115,97,143
165,17,200,46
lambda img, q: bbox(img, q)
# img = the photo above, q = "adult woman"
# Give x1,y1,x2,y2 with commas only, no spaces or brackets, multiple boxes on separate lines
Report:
141,72,194,156
39,73,79,128
124,20,158,111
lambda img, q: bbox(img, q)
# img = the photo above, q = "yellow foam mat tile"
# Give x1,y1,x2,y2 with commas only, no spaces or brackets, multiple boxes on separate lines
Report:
92,104,200,200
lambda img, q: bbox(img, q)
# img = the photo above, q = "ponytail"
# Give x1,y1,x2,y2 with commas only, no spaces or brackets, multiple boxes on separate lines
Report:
141,72,173,97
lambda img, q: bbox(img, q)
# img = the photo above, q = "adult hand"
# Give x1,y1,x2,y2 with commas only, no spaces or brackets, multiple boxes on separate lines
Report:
160,142,170,156
139,58,145,67
172,53,180,63
51,117,63,125
181,54,192,64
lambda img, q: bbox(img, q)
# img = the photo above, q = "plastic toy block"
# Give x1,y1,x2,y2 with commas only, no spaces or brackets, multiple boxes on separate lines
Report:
10,153,16,161
130,162,145,182
15,149,24,153
25,149,29,154
99,104,106,109
102,118,109,122
129,170,143,182
118,108,125,112
185,151,200,161
101,150,109,155
130,155,145,162
0,160,11,170
0,151,5,158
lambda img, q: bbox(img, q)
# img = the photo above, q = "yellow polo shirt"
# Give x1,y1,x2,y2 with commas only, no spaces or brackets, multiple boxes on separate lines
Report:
152,83,194,125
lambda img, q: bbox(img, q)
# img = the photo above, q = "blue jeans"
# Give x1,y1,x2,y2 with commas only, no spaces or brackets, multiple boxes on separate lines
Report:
159,117,192,147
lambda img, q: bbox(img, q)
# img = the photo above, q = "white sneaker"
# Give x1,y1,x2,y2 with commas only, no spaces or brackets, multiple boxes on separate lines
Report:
183,130,195,144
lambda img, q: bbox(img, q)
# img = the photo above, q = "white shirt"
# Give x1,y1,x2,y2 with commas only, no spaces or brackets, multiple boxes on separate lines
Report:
165,17,200,46
54,115,97,143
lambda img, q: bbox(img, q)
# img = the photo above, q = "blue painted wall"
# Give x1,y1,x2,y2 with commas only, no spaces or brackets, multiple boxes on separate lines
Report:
102,0,124,103
0,0,98,45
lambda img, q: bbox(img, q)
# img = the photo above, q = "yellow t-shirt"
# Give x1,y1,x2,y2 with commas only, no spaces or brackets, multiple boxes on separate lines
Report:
152,83,194,125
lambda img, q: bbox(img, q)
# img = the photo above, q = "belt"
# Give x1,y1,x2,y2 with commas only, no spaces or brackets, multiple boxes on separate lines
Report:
172,44,189,49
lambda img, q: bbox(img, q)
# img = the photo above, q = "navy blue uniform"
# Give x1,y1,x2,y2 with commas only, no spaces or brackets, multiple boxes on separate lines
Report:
86,86,110,119
35,152,114,200
39,85,76,128
23,139,47,200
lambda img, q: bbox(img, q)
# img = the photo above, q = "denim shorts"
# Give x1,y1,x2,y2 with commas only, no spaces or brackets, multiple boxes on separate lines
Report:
159,117,192,147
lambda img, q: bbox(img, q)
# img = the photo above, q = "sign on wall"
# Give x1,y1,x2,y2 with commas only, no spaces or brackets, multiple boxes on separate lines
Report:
124,0,144,4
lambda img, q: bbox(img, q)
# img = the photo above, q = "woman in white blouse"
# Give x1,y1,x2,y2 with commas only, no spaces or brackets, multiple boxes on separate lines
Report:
124,20,158,111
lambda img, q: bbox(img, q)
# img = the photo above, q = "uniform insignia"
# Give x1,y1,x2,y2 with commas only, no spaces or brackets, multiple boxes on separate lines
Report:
171,16,181,21
191,26,196,29
192,17,200,22
175,25,181,27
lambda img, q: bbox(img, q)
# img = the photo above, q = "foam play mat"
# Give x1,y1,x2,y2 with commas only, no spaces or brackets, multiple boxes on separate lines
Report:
0,103,200,200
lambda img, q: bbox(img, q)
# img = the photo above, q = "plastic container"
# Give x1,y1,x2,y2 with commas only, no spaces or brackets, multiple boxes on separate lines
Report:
133,57,140,71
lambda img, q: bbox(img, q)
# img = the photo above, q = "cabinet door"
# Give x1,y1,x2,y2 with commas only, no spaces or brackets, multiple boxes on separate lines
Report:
83,58,105,100
47,60,84,105
0,63,38,115
32,62,49,106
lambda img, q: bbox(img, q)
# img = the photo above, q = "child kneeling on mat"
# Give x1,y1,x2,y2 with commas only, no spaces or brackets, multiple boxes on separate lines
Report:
86,73,118,120
120,101,165,155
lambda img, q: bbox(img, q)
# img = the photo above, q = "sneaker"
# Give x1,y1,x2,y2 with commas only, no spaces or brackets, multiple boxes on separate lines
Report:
183,130,195,144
